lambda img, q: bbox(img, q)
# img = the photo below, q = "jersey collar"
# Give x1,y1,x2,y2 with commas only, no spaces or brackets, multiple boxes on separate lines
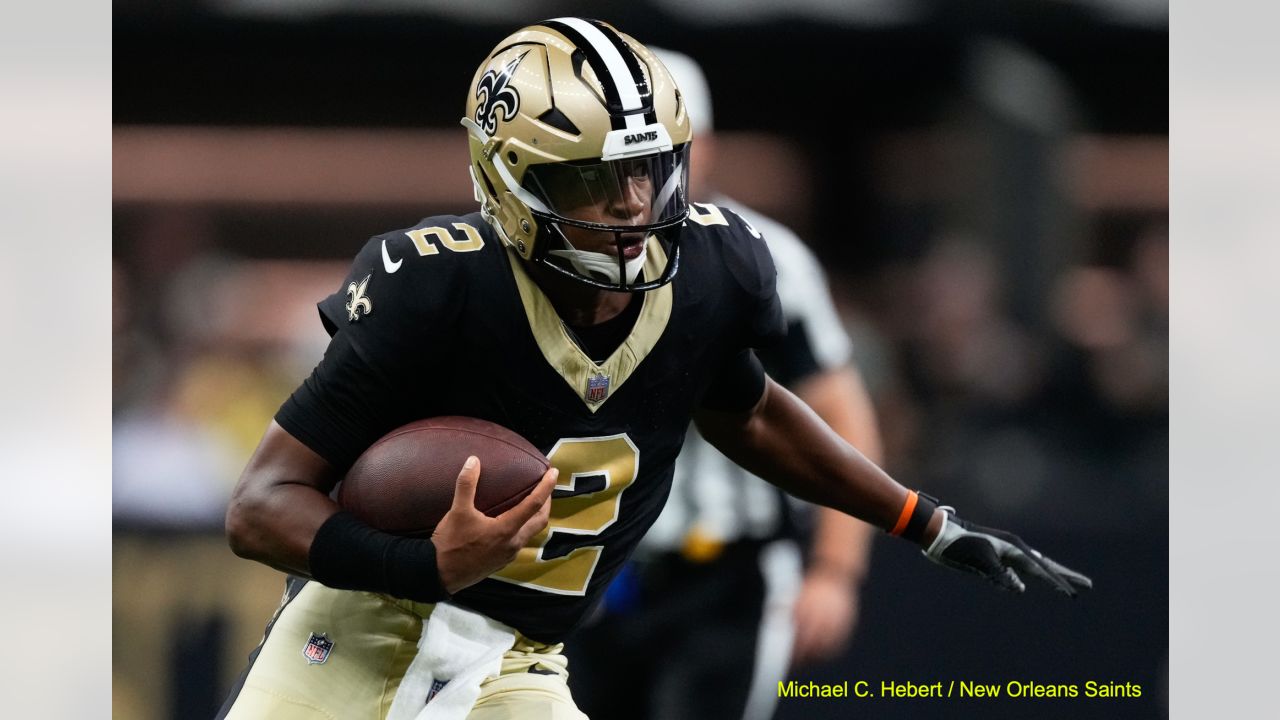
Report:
506,238,673,413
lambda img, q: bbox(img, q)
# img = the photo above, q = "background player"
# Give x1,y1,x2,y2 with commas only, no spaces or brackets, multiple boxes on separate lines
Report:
219,18,1091,720
569,48,880,720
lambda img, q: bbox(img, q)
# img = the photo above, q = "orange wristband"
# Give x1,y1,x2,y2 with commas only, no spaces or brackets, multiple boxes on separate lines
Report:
889,491,919,536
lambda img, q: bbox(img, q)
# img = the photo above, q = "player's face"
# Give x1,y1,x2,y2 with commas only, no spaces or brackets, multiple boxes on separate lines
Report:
534,160,655,259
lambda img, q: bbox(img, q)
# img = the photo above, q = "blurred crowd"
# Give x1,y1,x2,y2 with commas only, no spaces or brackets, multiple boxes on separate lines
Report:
113,209,336,527
856,214,1168,533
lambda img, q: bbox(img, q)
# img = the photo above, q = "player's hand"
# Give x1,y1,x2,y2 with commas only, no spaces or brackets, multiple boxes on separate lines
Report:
433,456,556,595
790,570,860,667
924,508,1093,597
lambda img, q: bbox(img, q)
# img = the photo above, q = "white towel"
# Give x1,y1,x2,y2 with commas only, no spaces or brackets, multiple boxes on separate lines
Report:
385,602,517,720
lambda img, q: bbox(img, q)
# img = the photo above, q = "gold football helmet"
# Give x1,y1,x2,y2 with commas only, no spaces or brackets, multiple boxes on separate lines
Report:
463,18,692,291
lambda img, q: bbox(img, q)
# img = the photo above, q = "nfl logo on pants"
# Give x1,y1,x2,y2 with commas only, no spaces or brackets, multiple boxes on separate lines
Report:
303,632,334,664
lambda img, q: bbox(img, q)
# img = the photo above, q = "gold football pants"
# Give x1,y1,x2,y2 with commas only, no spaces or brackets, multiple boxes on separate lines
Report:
220,581,589,720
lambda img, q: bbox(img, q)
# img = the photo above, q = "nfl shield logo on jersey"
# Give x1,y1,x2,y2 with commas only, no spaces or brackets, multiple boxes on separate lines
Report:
586,373,610,403
303,632,334,664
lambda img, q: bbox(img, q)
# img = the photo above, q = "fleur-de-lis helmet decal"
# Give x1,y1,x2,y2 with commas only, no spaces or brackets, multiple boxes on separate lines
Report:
474,50,529,135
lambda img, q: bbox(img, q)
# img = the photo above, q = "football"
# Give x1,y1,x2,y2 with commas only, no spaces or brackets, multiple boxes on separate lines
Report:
337,416,549,537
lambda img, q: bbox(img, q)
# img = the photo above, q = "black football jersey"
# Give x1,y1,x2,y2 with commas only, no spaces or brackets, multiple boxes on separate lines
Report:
276,203,784,642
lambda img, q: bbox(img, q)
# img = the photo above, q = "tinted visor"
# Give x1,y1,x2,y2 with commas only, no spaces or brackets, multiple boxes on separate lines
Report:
523,144,690,231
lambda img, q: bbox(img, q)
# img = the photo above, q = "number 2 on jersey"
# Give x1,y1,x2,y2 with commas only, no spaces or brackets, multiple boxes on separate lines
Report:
490,435,638,595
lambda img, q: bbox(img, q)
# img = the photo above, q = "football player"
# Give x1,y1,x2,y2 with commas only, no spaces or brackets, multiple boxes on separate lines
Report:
219,18,1091,720
567,47,881,720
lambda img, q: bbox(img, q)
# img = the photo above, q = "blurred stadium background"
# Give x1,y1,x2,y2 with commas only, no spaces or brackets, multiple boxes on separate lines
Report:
112,1,1167,718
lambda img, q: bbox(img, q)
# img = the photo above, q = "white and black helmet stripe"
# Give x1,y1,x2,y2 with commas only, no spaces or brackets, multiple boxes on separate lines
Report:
584,18,658,127
541,18,654,131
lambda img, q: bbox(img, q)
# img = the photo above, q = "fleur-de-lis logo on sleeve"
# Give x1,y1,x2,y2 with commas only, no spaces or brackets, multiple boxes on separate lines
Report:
346,274,373,322
475,51,529,135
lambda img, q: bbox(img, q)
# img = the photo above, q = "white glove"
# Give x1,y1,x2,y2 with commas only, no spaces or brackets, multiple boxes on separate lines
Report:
924,507,1093,597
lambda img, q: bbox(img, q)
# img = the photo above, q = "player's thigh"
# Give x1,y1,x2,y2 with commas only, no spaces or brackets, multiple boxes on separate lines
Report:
469,667,589,720
223,583,420,720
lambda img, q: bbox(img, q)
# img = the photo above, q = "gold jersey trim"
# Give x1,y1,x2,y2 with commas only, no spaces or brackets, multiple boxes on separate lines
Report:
507,239,672,413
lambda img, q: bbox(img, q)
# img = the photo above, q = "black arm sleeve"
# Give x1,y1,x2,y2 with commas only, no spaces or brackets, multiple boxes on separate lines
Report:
278,226,465,468
700,349,768,413
721,208,787,349
757,318,823,388
275,330,411,470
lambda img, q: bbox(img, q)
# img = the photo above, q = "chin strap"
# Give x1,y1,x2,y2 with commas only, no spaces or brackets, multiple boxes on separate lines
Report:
547,236,648,285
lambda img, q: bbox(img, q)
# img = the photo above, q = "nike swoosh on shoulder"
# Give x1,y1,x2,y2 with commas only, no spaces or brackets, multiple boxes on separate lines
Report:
381,238,403,274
